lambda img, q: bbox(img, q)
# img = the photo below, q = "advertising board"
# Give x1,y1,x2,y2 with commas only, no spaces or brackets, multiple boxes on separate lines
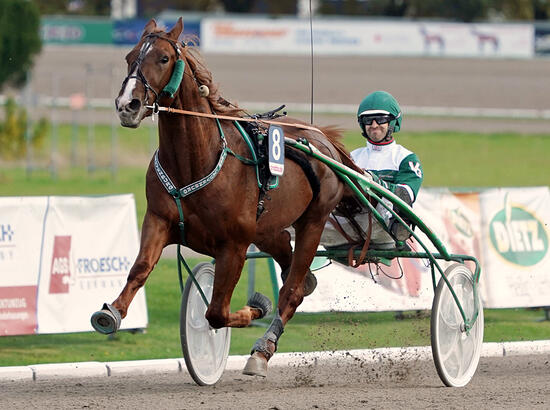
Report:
0,195,147,336
292,187,549,313
201,18,533,58
41,18,113,45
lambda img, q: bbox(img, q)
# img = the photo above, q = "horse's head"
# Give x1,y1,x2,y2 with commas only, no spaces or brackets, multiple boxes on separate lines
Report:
115,18,185,128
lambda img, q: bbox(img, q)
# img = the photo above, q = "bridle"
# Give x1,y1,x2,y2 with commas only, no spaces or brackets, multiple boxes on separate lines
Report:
118,33,184,109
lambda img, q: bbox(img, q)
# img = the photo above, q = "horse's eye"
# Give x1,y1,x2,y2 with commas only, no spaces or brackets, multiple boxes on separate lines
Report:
161,56,169,64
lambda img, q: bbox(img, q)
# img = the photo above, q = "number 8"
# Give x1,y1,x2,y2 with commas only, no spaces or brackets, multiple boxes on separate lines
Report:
272,129,281,160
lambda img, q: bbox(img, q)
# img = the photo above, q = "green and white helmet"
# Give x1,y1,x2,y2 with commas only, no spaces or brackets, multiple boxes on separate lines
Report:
357,91,403,137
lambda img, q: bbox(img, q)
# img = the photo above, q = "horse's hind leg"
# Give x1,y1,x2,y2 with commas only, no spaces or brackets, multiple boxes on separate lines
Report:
244,219,326,377
91,210,169,334
255,229,317,296
254,229,293,273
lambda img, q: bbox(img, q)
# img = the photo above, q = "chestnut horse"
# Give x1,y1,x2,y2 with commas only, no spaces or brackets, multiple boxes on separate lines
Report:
91,17,357,377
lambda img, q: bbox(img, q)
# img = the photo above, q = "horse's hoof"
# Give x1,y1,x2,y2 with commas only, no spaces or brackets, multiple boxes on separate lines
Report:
280,269,317,297
304,270,318,297
90,303,121,334
247,292,272,319
242,352,268,377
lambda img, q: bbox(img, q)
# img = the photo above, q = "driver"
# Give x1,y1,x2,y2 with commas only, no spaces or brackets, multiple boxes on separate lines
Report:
290,91,423,295
353,90,423,241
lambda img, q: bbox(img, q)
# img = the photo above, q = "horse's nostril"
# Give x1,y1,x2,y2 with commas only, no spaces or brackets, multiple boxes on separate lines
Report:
128,99,141,112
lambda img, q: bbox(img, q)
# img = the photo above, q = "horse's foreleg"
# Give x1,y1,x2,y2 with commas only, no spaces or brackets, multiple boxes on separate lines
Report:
244,220,325,377
112,213,169,318
205,245,271,329
91,210,169,334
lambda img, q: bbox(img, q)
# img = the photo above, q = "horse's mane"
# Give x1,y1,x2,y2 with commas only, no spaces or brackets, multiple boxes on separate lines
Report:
183,38,244,117
320,126,347,154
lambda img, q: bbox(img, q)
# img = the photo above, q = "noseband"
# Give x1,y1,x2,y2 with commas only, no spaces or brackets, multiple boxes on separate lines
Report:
120,33,185,108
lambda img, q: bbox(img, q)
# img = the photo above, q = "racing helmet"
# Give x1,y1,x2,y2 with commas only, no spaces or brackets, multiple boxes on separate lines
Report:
357,91,402,139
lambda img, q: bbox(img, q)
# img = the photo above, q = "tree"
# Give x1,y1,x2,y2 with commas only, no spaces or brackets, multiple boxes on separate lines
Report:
136,0,220,16
220,0,254,13
35,0,66,14
534,0,550,19
487,0,540,20
36,0,111,15
0,97,48,160
0,0,42,90
406,0,489,22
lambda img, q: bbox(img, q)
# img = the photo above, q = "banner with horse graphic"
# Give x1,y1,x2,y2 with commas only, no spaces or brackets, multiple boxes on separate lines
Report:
201,18,533,58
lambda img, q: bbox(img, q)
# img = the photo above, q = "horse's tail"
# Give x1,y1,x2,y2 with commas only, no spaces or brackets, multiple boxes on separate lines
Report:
285,146,320,200
320,125,364,174
318,126,369,205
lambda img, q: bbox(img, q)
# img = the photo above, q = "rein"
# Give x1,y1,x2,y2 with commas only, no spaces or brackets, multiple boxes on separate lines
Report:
148,104,326,135
148,104,363,176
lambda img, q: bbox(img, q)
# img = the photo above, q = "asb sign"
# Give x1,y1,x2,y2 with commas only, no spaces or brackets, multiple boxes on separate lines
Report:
49,236,72,294
489,195,548,267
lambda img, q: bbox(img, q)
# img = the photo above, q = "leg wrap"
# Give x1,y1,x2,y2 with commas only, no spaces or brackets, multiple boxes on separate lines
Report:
265,314,284,344
251,313,285,360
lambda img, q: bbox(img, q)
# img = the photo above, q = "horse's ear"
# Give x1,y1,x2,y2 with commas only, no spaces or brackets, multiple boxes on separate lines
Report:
167,17,184,40
141,19,157,37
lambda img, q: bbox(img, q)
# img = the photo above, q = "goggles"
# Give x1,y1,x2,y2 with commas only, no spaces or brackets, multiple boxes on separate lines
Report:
360,115,393,126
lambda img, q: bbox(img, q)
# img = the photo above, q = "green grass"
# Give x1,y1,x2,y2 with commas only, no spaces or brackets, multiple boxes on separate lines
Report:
0,166,149,226
1,258,549,367
382,131,550,188
2,126,549,223
0,124,549,366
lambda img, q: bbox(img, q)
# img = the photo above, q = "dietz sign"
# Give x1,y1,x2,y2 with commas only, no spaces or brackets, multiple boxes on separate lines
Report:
489,201,548,267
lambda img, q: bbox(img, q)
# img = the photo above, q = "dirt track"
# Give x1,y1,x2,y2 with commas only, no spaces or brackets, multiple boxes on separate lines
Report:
3,355,549,409
28,45,550,133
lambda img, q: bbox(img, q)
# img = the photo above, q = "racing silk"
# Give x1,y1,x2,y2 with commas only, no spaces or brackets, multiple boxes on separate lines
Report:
350,140,423,202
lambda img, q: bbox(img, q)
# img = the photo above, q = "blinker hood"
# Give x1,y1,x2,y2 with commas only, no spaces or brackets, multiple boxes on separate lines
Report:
161,59,185,99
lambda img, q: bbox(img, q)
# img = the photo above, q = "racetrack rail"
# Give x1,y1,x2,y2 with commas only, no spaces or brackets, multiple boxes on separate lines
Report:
2,340,549,381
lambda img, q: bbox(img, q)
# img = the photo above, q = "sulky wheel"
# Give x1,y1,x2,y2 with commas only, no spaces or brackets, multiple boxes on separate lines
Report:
431,263,484,387
180,262,231,386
